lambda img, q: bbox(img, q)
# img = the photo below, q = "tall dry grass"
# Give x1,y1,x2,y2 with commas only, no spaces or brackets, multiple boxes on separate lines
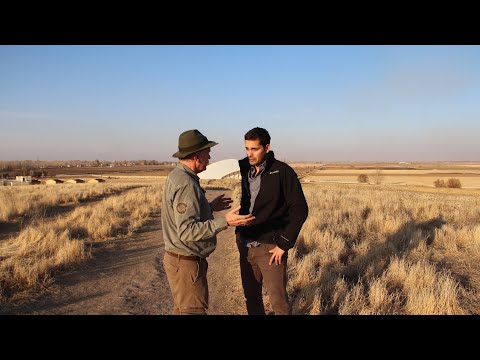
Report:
289,183,480,314
0,183,163,299
0,183,138,222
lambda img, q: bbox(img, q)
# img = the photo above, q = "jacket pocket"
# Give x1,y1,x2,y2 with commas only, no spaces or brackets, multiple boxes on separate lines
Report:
163,256,179,273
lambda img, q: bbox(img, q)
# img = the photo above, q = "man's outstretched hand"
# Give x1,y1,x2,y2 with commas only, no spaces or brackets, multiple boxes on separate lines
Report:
225,206,255,227
210,194,233,212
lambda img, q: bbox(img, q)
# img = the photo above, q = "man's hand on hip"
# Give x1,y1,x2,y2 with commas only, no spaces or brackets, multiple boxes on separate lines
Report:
269,246,285,265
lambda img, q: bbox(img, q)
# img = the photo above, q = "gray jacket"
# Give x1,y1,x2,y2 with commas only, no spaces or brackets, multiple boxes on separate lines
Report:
161,163,228,258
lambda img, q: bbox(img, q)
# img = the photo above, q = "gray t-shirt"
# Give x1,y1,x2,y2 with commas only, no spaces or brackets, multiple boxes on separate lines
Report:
245,160,266,247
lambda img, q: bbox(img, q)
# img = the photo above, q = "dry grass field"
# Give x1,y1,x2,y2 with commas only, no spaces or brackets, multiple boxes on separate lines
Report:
0,179,164,300
0,182,141,223
289,182,480,314
1,162,479,314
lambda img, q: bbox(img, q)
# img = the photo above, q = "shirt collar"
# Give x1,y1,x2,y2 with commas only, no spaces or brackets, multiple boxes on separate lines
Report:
249,159,267,179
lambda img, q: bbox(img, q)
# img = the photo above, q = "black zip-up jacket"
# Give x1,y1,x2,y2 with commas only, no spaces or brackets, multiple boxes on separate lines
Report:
236,151,309,251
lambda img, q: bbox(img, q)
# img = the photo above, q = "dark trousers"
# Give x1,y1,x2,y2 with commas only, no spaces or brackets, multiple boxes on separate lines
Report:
163,252,209,315
236,233,291,315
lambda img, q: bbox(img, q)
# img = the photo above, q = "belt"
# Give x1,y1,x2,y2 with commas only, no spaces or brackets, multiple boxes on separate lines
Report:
166,251,203,261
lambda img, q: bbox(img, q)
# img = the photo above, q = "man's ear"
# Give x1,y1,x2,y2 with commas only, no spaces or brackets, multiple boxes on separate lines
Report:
265,144,271,153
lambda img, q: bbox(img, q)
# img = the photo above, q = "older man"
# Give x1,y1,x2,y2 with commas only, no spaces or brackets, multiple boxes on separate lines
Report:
162,129,255,314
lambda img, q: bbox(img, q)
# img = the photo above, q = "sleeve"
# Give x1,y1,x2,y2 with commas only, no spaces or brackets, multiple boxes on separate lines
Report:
275,167,309,251
173,184,228,243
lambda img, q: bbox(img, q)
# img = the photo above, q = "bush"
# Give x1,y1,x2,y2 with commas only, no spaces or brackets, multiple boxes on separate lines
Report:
357,174,369,183
434,178,462,188
373,169,384,185
447,178,462,188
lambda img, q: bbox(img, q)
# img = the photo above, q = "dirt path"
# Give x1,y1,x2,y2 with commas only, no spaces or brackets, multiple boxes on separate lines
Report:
0,189,247,315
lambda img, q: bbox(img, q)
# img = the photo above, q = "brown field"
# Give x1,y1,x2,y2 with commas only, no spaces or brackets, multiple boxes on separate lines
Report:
291,162,480,189
1,161,480,314
48,165,173,177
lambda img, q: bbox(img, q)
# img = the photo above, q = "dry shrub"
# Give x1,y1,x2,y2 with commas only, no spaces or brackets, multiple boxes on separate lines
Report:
357,174,369,183
447,178,462,188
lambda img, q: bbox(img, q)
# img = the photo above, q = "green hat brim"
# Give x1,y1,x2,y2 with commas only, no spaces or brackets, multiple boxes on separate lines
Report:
172,141,218,158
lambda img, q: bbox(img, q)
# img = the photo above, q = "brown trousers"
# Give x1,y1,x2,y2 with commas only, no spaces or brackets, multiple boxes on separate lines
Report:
236,233,291,315
163,252,209,315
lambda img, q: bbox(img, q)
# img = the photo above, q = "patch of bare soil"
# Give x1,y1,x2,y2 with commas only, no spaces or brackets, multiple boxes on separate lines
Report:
0,189,248,315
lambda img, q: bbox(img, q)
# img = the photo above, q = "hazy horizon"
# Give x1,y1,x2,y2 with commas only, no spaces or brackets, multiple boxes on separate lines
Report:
2,45,479,162
2,158,480,164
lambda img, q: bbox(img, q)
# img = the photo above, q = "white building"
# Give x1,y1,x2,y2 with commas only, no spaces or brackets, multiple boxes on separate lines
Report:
198,159,240,180
16,176,32,183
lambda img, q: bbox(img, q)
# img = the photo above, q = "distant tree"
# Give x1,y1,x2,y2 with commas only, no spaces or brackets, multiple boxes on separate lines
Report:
373,169,384,185
30,170,45,178
447,178,462,188
434,179,446,188
20,167,32,176
357,174,369,183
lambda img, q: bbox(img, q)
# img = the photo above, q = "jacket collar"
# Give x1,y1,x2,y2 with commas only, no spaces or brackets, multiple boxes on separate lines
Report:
177,162,200,182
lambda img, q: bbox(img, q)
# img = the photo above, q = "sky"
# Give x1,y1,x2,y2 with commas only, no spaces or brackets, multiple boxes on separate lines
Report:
1,45,479,162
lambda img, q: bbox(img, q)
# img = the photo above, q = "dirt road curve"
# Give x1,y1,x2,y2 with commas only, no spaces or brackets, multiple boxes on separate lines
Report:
1,189,247,315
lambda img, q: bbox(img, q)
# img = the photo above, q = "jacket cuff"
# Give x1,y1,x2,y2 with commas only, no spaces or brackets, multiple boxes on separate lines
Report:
275,233,293,251
213,217,228,232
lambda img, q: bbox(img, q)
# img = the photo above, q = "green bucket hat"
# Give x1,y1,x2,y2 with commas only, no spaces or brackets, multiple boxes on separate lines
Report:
172,129,218,158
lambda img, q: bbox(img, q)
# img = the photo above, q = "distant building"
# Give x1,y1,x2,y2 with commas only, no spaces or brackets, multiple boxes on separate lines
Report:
2,180,17,186
66,178,85,184
16,176,32,183
45,179,64,185
3,176,34,186
198,159,240,180
88,178,106,183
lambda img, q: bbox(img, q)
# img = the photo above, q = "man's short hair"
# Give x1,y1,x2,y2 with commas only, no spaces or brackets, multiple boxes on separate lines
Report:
245,127,271,147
